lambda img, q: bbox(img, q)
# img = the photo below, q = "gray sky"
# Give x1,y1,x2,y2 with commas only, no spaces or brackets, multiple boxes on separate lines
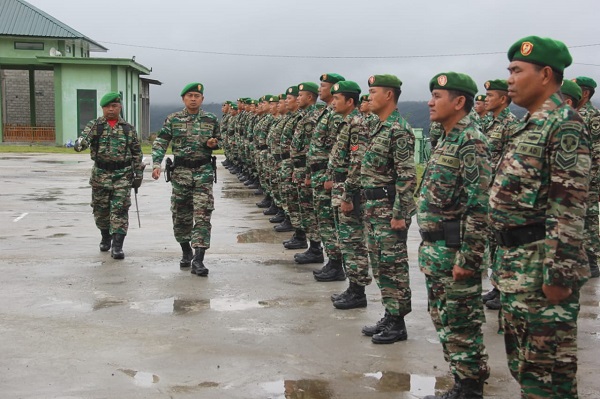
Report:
27,0,600,105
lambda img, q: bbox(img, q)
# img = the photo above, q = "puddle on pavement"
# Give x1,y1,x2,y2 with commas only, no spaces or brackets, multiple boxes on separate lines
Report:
93,298,128,310
221,188,256,199
24,196,58,201
237,228,282,244
119,369,159,387
170,381,219,393
261,379,332,399
34,160,85,165
48,233,68,238
129,297,267,314
0,156,27,160
362,372,452,396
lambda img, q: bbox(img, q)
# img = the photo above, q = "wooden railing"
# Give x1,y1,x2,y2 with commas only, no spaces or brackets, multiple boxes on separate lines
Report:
2,125,55,142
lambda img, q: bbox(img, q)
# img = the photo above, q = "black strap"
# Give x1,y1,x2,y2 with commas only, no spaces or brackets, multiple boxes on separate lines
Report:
293,156,306,168
95,160,131,171
173,156,212,168
494,224,545,248
258,145,268,150
310,161,328,173
419,229,445,242
334,172,347,182
94,122,131,160
281,153,290,160
363,185,396,201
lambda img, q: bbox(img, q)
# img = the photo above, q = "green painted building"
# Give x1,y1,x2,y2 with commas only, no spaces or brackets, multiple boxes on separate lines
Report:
0,0,160,145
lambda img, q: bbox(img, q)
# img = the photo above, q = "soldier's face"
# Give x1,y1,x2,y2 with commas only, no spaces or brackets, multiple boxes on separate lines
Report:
484,91,503,112
368,87,388,115
428,89,457,123
279,100,287,113
102,103,121,119
285,95,298,111
319,82,333,102
359,101,370,113
297,91,312,109
507,61,547,110
182,92,204,113
474,101,486,114
332,93,352,115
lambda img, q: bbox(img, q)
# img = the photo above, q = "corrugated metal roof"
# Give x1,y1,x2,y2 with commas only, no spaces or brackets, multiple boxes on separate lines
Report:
0,0,107,51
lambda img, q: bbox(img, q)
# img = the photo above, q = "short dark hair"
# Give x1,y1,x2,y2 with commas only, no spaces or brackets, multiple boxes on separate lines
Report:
384,87,402,103
339,92,359,107
583,87,596,100
448,90,474,112
532,64,563,85
307,92,318,102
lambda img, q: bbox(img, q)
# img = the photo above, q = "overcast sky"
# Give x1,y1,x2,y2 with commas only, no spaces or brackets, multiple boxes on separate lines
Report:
26,0,600,105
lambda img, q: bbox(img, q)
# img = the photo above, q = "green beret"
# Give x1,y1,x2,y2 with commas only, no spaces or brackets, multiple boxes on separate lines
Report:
100,92,121,107
268,95,279,103
330,80,361,95
320,73,345,84
298,82,319,95
429,72,477,97
573,76,597,89
561,80,582,102
368,74,402,89
279,94,286,100
231,104,238,110
475,94,486,102
250,99,258,105
180,82,204,96
484,79,508,91
507,36,572,73
286,85,299,97
360,94,369,103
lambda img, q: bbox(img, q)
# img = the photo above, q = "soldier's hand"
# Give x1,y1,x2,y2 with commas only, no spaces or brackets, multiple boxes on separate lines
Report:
324,181,333,191
542,284,572,304
341,200,353,216
390,218,406,231
73,137,85,152
304,178,311,187
452,264,474,281
152,168,161,180
207,138,218,149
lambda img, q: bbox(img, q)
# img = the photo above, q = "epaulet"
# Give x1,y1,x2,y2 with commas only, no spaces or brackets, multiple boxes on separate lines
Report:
202,111,218,120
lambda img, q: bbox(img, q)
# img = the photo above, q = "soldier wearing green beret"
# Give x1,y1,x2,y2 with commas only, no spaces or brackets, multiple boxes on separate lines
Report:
343,74,416,343
221,101,233,168
151,83,219,277
489,36,591,398
480,79,519,311
74,92,144,260
359,94,380,134
573,76,600,279
474,94,487,118
418,72,491,399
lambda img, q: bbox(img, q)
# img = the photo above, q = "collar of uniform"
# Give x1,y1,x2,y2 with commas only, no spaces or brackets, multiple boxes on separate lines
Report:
380,109,401,128
444,114,471,142
525,92,561,123
494,106,511,122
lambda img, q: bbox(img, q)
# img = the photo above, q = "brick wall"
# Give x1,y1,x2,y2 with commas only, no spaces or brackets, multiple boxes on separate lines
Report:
34,70,54,126
2,69,55,126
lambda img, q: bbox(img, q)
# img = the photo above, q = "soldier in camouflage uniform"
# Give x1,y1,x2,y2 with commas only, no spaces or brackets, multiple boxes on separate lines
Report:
473,94,491,129
75,92,143,260
343,74,415,344
490,36,591,399
221,101,232,167
151,83,219,277
359,94,380,133
418,73,491,399
308,73,346,281
327,81,371,309
573,76,600,279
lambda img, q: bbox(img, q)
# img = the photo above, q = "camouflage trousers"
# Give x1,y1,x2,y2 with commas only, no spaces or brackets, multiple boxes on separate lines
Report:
501,290,580,399
279,160,302,229
312,182,341,261
333,205,371,286
295,167,319,241
419,242,489,381
170,167,214,249
584,188,599,261
364,199,411,316
91,185,131,235
270,158,283,208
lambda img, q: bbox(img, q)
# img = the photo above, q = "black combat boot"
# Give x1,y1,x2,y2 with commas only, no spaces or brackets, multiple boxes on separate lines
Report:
313,259,333,276
110,233,125,260
99,229,111,252
423,376,483,399
485,296,501,310
263,202,279,216
362,310,391,336
274,216,294,232
247,179,260,189
283,229,308,249
222,159,230,166
256,195,272,208
333,282,367,309
331,284,351,302
179,242,193,269
253,187,264,195
294,241,324,264
371,315,407,344
269,209,285,224
191,248,209,277
243,177,254,186
314,258,346,282
589,253,600,278
481,287,499,302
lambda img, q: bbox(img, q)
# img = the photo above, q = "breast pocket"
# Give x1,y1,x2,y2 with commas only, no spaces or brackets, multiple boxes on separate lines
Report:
422,159,460,209
501,144,544,209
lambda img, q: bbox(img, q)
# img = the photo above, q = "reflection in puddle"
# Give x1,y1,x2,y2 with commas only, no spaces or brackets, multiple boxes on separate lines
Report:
262,379,332,399
363,371,452,396
221,188,256,199
119,368,159,387
170,381,219,393
129,297,267,314
34,160,85,164
237,228,282,244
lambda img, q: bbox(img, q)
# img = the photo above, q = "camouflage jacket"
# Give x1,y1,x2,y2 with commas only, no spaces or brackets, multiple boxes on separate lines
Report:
345,109,416,220
484,107,518,169
79,116,143,175
429,121,444,148
489,92,591,289
578,101,600,187
364,113,380,133
152,108,219,169
268,114,290,156
291,104,321,178
255,114,275,150
308,105,343,178
417,114,492,272
220,113,231,139
280,110,303,156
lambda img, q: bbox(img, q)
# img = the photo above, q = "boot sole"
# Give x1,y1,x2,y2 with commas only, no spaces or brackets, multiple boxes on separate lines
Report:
295,258,325,264
111,253,125,260
314,275,347,282
371,334,408,344
283,244,308,249
333,300,367,310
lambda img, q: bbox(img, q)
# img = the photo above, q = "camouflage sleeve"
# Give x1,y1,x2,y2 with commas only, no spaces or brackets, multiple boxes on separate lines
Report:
152,114,173,169
392,126,417,220
211,117,221,150
342,124,368,202
457,134,492,272
128,124,144,175
544,120,591,288
588,113,600,185
76,119,98,153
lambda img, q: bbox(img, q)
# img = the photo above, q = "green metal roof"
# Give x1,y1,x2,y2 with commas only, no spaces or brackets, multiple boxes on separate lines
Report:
0,0,108,52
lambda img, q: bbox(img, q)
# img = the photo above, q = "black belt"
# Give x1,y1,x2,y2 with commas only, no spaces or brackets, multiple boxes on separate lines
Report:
273,154,282,161
258,145,268,151
281,153,290,160
363,185,396,201
334,172,347,183
310,161,328,173
494,224,545,248
293,156,306,168
174,156,211,168
419,229,445,242
95,160,131,171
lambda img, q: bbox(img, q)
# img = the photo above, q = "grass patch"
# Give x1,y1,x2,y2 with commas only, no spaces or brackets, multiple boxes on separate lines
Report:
0,143,224,155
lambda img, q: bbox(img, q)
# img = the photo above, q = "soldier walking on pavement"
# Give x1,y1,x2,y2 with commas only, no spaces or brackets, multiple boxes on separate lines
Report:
343,74,416,344
74,92,144,260
418,72,492,399
490,36,591,398
151,83,219,277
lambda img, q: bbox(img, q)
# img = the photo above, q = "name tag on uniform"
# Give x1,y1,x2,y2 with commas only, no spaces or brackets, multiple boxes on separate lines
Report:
443,144,459,156
172,123,187,129
490,132,503,139
200,122,214,130
515,143,544,158
437,155,460,169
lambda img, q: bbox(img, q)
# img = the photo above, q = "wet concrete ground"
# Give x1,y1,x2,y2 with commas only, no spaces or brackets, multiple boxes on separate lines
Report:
0,153,599,398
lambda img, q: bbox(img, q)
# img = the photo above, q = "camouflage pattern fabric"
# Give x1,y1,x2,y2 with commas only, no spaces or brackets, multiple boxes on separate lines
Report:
417,113,492,381
429,121,444,148
484,107,518,169
279,111,304,229
489,92,590,397
345,109,416,316
267,115,289,207
79,116,143,235
152,108,219,248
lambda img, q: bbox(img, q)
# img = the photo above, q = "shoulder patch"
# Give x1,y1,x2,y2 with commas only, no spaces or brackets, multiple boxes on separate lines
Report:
560,133,579,153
